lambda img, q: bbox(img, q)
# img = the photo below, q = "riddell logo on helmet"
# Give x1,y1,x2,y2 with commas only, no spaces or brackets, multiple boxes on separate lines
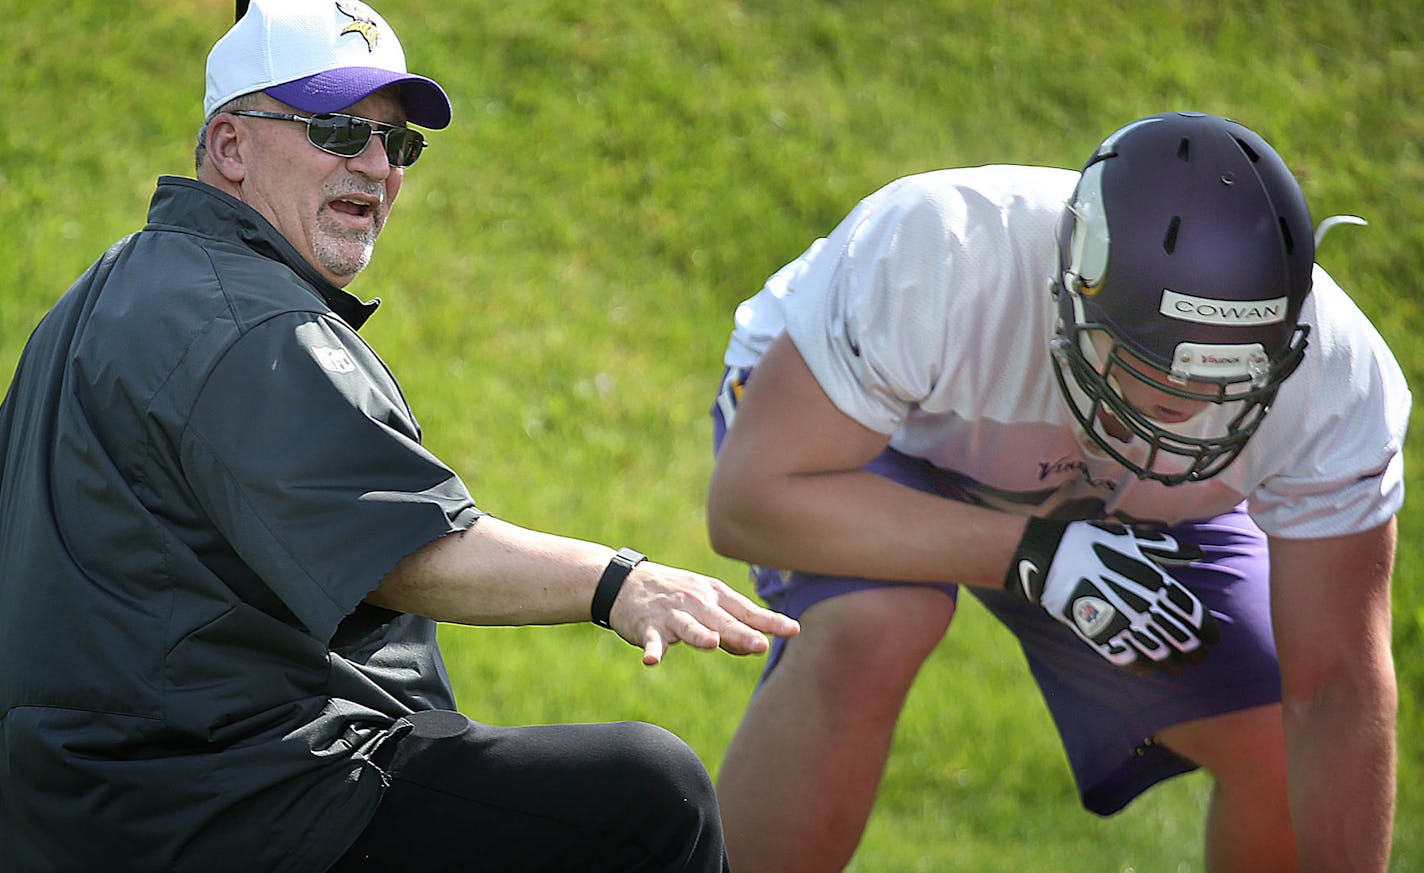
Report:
1159,289,1287,326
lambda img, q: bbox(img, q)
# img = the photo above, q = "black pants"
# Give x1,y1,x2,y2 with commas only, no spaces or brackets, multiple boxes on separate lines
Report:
328,710,730,873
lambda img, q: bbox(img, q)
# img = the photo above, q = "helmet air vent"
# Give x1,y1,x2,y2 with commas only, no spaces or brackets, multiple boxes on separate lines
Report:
1163,216,1181,254
1177,138,1191,161
1279,217,1296,253
1235,137,1261,162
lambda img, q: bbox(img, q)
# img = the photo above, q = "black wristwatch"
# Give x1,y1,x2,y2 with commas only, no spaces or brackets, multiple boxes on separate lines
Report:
590,547,647,629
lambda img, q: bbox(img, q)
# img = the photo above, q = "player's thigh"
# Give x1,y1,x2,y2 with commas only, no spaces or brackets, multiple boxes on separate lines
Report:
1156,702,1288,784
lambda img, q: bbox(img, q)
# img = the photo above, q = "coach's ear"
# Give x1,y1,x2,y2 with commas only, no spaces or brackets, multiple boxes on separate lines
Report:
205,114,248,185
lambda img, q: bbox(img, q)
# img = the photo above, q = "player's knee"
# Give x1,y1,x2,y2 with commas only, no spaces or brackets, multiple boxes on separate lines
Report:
798,588,954,693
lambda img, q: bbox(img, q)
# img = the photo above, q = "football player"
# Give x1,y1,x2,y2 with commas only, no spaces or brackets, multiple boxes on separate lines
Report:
707,112,1407,872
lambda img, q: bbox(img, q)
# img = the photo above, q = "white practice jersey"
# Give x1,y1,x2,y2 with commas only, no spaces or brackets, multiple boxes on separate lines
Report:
724,166,1410,538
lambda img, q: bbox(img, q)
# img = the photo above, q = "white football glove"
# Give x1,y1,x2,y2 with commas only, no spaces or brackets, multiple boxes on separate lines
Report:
1006,518,1220,673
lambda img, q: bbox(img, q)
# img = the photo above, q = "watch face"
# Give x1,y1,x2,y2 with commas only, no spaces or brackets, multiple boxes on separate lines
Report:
616,547,646,566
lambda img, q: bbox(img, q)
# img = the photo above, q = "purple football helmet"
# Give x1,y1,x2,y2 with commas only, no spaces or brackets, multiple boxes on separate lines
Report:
1051,112,1315,485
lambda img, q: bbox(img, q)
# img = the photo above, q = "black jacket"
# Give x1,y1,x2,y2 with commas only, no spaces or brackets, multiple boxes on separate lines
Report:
0,177,478,871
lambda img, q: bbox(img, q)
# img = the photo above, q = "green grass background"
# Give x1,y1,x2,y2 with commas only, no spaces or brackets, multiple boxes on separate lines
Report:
3,1,1420,869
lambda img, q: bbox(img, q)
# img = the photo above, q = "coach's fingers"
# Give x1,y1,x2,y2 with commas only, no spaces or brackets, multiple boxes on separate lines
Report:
641,627,668,666
714,624,770,656
615,569,796,663
723,591,801,640
674,610,723,651
704,580,799,646
640,612,721,666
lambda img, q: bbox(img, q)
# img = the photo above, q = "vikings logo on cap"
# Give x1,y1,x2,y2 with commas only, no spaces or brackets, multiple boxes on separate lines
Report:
335,1,381,51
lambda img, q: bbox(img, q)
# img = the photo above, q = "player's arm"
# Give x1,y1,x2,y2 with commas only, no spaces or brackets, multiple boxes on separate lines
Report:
707,333,1026,587
367,516,800,666
709,333,1222,672
1269,521,1397,871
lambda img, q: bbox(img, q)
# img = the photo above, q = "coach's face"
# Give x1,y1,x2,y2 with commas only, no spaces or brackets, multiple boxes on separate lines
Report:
230,89,404,288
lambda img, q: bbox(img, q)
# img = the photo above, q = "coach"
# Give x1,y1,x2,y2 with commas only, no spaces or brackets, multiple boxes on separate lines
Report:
0,1,796,870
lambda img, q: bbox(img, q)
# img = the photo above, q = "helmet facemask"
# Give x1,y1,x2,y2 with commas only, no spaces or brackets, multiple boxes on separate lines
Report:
1050,313,1308,485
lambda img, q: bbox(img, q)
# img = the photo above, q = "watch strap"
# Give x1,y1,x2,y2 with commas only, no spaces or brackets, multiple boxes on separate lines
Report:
591,547,646,629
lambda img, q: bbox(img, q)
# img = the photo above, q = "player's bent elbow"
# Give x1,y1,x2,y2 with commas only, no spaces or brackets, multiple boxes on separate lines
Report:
705,484,759,561
705,503,746,560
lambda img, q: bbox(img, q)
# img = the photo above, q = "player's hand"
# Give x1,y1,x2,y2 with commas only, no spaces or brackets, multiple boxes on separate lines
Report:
611,563,800,666
1006,518,1219,672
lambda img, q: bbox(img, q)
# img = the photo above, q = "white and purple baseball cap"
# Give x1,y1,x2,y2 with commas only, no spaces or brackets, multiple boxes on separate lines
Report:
204,0,451,129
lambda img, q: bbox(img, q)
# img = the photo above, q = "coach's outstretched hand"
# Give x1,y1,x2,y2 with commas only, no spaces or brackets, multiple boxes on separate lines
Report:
609,563,800,666
369,516,798,667
1006,517,1219,673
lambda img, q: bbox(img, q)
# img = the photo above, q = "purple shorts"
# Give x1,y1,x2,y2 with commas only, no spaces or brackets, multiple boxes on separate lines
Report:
712,368,1282,815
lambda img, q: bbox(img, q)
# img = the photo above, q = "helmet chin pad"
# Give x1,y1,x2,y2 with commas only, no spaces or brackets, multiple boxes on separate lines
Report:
1167,341,1270,385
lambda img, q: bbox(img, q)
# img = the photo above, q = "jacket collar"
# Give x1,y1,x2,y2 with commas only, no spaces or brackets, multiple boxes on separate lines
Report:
144,176,382,330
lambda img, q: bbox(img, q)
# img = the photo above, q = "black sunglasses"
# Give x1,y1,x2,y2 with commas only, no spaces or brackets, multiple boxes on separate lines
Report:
231,110,428,168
